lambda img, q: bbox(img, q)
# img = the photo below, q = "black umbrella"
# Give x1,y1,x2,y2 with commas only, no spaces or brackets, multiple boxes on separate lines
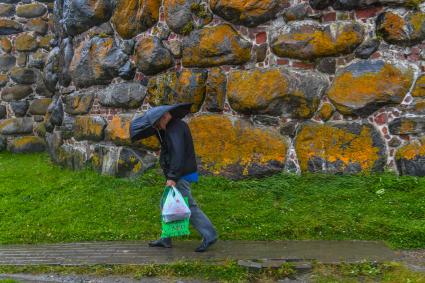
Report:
130,102,193,142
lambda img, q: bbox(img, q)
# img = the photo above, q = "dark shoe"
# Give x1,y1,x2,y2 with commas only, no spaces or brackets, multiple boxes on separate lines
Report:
148,238,172,248
195,238,217,253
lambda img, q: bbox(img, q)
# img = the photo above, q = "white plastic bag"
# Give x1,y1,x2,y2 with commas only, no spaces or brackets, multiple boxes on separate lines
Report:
161,186,191,223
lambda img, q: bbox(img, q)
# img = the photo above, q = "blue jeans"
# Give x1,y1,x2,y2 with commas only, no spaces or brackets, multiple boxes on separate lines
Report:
161,178,217,243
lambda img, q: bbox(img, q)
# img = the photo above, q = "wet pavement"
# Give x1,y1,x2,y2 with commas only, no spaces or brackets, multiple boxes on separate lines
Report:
0,240,397,266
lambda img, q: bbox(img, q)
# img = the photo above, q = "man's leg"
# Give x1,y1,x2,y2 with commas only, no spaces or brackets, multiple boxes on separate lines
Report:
176,179,218,246
148,188,172,248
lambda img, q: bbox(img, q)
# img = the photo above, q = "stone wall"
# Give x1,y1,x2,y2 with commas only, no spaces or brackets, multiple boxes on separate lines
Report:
1,0,425,179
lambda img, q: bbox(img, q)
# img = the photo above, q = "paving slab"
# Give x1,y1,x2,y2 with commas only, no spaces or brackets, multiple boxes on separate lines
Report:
0,240,397,266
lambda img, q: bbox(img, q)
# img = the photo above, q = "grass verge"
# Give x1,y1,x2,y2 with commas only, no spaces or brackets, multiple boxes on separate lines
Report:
0,152,424,248
0,261,423,282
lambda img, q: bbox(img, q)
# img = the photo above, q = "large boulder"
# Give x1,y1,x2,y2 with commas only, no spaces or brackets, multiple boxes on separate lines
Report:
74,115,107,141
396,136,425,176
57,143,91,170
15,33,37,53
91,144,157,178
182,24,252,68
10,67,36,84
28,98,52,115
0,54,16,72
376,11,425,46
64,90,95,115
295,122,386,174
135,37,174,75
44,98,64,132
327,60,414,116
147,69,208,113
389,117,425,135
210,0,289,27
227,68,328,118
98,82,147,109
0,19,23,35
16,2,47,18
164,0,196,34
69,36,130,88
8,136,46,153
0,117,33,135
111,0,160,39
270,21,364,60
61,0,114,36
10,101,29,117
0,85,33,102
188,114,288,179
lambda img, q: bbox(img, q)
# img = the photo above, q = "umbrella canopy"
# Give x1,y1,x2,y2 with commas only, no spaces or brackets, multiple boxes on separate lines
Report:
130,102,192,142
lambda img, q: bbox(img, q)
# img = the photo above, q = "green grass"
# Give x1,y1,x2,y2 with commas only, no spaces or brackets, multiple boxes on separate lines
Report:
0,262,423,282
0,152,424,248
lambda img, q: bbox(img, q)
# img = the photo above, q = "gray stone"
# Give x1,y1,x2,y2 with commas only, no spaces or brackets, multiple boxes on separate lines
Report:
91,144,157,178
16,52,27,67
28,50,48,69
1,85,33,102
120,39,135,55
0,117,33,135
389,117,425,135
10,100,29,117
61,0,113,36
316,57,336,74
376,11,425,47
283,3,309,22
69,36,129,88
164,0,198,34
205,67,226,112
254,43,268,62
0,3,14,17
45,130,63,163
0,54,16,72
43,47,60,92
135,37,174,76
0,105,6,119
34,69,54,97
355,38,380,59
57,143,90,170
252,115,281,126
0,19,23,35
64,90,95,115
98,82,147,109
10,67,36,84
74,115,107,141
210,0,289,27
45,97,63,132
16,3,47,18
25,18,48,34
28,98,52,115
9,136,46,153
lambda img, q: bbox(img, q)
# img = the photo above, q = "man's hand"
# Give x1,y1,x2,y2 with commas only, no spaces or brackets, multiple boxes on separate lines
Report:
166,179,176,187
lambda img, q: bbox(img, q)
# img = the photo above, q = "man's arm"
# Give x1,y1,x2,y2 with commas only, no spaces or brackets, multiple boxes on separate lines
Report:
166,122,186,182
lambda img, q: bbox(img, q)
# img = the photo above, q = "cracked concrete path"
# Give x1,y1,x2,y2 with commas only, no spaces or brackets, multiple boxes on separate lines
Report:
0,240,397,266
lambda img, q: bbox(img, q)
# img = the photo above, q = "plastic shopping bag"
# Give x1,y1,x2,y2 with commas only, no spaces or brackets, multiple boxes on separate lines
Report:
160,186,191,238
161,186,191,223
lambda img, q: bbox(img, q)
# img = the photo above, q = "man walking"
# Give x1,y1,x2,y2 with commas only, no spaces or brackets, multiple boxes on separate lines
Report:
148,111,218,252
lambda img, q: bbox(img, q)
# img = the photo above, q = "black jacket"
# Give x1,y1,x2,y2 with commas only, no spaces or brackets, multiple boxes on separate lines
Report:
155,118,198,182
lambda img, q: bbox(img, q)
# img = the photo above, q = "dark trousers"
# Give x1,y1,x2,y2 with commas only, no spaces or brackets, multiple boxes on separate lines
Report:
161,178,217,242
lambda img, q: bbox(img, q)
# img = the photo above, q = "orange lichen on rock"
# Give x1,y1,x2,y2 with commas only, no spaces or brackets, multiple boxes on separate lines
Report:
188,114,287,175
105,115,132,144
111,0,160,39
74,116,106,141
182,24,252,67
317,102,334,121
327,61,413,115
378,12,406,41
227,68,289,113
271,22,364,60
396,137,425,160
295,123,381,172
412,75,425,98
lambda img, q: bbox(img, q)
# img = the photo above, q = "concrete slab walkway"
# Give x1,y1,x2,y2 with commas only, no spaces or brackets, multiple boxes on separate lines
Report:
0,240,397,266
